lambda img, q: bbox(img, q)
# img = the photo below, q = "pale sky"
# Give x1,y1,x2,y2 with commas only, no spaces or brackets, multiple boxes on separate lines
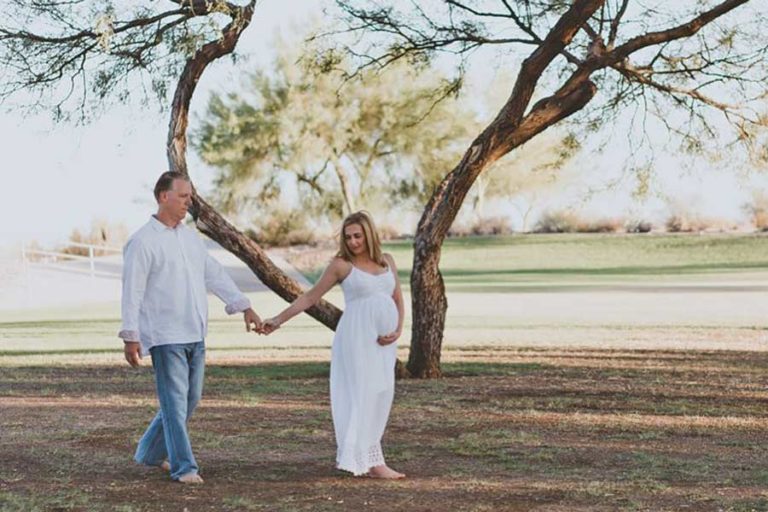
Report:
1,2,323,249
1,1,764,250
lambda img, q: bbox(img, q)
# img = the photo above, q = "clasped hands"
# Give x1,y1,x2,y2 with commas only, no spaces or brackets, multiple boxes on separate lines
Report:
244,308,280,335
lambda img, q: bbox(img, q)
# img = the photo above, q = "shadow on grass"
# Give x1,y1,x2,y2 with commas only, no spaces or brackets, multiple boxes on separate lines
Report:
4,352,768,511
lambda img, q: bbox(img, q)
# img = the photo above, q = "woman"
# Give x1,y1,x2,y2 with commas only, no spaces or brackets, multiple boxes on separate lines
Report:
261,211,406,479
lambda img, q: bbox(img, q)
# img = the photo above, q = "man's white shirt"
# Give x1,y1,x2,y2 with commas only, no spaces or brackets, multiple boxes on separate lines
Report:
119,216,251,355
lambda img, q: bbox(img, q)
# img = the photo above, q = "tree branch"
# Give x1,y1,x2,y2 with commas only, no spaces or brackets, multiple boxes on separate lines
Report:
605,0,750,65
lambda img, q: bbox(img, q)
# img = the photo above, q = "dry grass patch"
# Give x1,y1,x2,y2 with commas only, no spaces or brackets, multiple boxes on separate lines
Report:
3,348,768,511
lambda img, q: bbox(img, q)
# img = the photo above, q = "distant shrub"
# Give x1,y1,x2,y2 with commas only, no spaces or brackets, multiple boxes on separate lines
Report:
249,210,317,247
534,211,623,234
447,216,513,237
744,194,768,231
377,224,402,241
60,220,128,256
447,222,472,238
753,210,768,231
576,218,624,233
665,214,736,233
625,220,653,233
470,216,513,236
533,211,624,233
533,211,580,233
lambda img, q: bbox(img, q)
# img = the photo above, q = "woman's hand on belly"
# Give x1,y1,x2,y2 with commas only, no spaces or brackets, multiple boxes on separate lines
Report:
377,328,401,346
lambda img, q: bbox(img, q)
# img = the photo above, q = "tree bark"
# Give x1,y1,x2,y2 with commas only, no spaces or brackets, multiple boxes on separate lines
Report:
407,78,599,377
406,0,750,378
165,2,342,329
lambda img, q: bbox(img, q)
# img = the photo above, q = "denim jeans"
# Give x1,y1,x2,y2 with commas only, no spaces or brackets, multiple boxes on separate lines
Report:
134,341,205,480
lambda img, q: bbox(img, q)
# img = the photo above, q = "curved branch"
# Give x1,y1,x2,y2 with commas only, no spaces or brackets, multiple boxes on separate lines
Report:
165,0,343,329
501,0,602,128
613,63,758,125
605,0,750,65
0,8,189,44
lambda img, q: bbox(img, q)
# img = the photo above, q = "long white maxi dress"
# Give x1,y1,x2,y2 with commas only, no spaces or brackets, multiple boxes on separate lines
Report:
331,264,399,475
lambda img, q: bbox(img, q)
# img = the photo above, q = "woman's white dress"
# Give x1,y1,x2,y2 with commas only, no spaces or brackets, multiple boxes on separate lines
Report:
331,264,399,475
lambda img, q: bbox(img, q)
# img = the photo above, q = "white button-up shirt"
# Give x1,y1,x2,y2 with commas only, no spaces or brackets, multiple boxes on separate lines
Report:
118,216,251,355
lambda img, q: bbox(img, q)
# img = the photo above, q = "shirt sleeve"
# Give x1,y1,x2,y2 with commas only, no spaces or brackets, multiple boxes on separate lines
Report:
118,238,150,342
204,253,251,314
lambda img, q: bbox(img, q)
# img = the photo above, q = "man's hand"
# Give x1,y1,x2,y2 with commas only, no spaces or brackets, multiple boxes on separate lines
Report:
124,342,142,368
377,329,401,346
260,317,281,335
244,308,262,333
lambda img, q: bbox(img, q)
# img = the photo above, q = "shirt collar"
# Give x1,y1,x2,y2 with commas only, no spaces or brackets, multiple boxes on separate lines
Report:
149,215,183,232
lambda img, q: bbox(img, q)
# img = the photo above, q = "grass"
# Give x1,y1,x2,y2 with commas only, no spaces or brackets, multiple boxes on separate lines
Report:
4,349,768,510
299,233,768,284
3,233,768,509
381,233,768,284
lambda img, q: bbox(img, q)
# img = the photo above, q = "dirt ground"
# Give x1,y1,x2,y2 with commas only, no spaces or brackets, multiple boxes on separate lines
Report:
3,347,768,511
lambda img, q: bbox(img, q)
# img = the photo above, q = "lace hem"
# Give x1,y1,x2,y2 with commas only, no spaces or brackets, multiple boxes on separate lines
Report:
336,443,385,476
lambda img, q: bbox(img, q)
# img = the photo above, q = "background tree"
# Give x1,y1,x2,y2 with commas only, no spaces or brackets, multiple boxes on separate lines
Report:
331,0,768,376
194,43,472,233
1,0,343,328
5,1,766,379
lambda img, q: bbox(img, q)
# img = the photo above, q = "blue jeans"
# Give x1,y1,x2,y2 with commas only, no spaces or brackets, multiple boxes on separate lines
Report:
134,341,205,480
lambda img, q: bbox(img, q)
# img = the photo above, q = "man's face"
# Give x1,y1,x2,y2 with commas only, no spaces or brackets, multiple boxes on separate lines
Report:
159,178,192,224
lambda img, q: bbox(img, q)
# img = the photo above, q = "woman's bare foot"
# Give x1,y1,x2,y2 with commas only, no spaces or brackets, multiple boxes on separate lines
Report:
159,461,170,472
367,465,405,479
178,472,204,484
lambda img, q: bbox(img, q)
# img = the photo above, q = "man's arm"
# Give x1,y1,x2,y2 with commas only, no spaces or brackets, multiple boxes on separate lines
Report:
204,254,261,332
118,239,149,367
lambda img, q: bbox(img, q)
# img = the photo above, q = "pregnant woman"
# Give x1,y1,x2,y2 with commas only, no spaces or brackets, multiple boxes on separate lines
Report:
261,210,406,479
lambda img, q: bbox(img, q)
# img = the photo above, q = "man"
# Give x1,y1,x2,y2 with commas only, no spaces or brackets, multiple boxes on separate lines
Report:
119,171,261,484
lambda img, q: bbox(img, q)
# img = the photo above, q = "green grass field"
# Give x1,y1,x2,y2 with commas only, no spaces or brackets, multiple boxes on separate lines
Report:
295,233,768,287
2,233,768,510
387,232,768,281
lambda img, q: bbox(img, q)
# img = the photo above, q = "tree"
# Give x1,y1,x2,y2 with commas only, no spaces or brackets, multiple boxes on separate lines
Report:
465,130,580,227
332,0,768,376
194,43,473,229
4,1,766,379
1,1,342,328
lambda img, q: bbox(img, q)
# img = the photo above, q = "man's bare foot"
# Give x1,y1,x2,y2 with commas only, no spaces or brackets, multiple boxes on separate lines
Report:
178,472,204,484
367,465,405,479
159,461,170,472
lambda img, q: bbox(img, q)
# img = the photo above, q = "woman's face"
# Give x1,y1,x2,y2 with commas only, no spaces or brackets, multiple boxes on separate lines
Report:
344,223,367,257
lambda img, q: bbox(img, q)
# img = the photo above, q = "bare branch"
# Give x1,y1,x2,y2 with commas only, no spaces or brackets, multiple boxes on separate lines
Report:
607,0,629,48
605,0,750,65
499,0,603,128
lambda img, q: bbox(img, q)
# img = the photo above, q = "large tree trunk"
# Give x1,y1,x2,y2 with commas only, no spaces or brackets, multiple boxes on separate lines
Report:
408,80,598,377
407,0,749,377
164,2,342,328
406,0,605,377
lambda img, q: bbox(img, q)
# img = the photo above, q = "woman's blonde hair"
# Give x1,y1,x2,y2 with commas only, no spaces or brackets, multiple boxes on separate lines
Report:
337,210,385,266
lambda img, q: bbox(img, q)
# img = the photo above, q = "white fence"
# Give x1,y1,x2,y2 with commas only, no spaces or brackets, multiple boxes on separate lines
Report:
21,241,123,278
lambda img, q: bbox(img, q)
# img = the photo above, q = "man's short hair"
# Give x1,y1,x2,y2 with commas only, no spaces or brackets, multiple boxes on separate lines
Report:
153,171,190,201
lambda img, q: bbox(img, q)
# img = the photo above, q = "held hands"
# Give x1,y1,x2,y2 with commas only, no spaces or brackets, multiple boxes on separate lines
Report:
259,317,282,335
377,328,401,346
243,308,280,335
243,308,262,333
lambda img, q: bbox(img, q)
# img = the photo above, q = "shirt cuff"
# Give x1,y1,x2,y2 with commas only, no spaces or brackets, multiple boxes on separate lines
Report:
225,298,251,315
118,330,140,342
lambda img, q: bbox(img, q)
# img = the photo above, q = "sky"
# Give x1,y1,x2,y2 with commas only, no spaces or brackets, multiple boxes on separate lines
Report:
1,1,766,250
1,1,322,249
